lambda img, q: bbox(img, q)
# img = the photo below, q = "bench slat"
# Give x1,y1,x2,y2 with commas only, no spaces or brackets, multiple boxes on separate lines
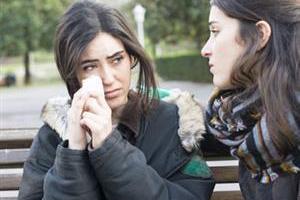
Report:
0,169,23,190
0,149,30,168
211,183,242,200
0,128,242,200
0,129,37,149
0,186,242,200
208,161,239,183
0,190,18,200
211,191,242,200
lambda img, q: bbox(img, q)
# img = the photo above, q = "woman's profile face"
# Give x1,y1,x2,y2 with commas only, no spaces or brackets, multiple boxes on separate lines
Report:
77,32,132,110
201,5,246,90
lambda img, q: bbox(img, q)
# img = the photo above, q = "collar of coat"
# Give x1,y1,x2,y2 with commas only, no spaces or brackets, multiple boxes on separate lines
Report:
41,89,205,153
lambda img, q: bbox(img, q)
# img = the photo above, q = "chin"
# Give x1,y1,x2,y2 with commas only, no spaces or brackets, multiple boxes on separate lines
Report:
106,96,128,110
214,82,234,90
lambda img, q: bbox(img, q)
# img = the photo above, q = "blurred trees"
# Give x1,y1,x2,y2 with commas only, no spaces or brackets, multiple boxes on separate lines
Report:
0,0,71,84
128,0,210,56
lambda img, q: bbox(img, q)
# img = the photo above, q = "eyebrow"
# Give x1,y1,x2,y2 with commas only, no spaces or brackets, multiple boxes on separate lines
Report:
106,50,125,59
80,50,125,65
80,59,99,65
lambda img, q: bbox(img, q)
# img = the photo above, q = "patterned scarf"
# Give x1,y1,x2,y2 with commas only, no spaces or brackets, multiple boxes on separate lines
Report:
205,89,300,183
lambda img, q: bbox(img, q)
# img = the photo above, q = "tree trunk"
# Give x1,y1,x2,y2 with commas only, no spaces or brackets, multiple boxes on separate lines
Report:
24,51,31,85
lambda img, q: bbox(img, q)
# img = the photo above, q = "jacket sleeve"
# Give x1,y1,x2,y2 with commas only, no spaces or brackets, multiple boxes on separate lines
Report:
18,125,60,200
18,124,103,200
42,141,103,200
89,130,215,200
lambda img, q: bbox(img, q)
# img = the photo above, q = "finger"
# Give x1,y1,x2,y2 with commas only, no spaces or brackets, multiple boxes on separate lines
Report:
72,88,90,106
82,111,99,122
81,110,112,131
82,109,110,126
80,116,99,135
72,88,86,102
89,90,109,109
70,91,90,117
84,98,103,114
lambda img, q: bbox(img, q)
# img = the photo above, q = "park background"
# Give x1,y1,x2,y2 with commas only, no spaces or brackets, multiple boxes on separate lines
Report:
0,0,214,129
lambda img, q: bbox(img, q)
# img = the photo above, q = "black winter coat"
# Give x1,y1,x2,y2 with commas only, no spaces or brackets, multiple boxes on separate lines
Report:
19,94,214,200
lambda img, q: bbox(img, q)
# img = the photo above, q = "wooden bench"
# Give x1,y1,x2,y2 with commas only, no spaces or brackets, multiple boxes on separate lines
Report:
0,128,242,200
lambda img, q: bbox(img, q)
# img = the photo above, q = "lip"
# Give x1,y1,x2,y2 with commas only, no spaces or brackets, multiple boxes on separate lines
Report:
104,88,121,99
208,64,214,73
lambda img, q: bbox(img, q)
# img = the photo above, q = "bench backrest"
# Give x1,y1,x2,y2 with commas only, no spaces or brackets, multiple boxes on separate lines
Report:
0,128,242,200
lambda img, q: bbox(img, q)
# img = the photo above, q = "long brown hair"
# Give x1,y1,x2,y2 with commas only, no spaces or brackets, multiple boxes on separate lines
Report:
211,0,300,155
54,0,157,112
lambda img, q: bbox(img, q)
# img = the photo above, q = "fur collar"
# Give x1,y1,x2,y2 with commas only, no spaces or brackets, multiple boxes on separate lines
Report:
41,90,205,152
161,89,205,152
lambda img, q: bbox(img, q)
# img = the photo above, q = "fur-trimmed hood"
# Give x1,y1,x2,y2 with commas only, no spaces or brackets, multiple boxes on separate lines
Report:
41,90,206,152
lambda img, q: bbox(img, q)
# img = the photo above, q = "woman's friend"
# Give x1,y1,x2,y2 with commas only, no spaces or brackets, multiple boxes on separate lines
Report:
201,0,300,199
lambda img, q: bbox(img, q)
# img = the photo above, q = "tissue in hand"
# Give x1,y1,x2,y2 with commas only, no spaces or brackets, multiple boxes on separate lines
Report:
82,75,102,92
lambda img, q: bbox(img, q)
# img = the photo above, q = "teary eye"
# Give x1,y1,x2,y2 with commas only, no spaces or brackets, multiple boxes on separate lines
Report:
112,55,124,65
82,64,97,72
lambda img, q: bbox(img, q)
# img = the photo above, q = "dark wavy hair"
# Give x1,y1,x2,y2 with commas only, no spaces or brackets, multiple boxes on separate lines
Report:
211,0,300,155
54,0,157,112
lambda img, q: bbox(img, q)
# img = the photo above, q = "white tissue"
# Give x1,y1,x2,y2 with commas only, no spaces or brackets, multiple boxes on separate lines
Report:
82,75,102,92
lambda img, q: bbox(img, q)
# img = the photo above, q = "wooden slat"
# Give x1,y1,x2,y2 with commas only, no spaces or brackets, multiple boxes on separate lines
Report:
0,128,242,200
0,129,37,149
0,161,239,190
0,169,23,190
0,185,242,200
211,183,243,200
0,190,18,200
0,165,239,187
208,160,239,183
0,171,242,199
0,149,30,168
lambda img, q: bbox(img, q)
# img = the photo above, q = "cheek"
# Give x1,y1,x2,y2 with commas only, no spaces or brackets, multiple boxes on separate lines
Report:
76,73,84,87
213,71,232,89
117,64,131,86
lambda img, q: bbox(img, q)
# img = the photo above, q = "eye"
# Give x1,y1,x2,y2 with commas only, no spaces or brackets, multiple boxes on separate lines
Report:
112,55,124,65
82,64,97,72
210,29,219,37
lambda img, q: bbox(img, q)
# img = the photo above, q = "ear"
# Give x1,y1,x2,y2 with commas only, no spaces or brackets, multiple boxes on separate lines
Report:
256,20,272,50
130,55,138,69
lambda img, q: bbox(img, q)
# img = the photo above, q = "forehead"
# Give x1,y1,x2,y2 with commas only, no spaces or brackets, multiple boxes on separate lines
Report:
209,5,239,27
81,32,125,59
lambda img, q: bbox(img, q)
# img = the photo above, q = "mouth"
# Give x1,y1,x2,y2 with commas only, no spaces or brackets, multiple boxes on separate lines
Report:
208,63,214,73
104,88,121,99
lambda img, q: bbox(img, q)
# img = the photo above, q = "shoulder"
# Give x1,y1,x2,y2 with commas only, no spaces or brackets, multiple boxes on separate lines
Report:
30,124,62,157
36,124,62,144
41,96,70,140
147,100,178,123
143,100,179,144
155,90,206,152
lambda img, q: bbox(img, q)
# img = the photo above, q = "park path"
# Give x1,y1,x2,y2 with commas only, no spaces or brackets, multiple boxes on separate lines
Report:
0,81,213,129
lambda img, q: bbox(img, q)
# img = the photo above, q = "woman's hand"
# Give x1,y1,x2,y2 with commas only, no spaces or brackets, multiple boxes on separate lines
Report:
80,89,112,149
80,76,112,149
67,88,91,150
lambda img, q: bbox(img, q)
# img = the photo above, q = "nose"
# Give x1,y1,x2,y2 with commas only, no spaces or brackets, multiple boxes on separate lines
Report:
101,65,114,86
201,40,212,58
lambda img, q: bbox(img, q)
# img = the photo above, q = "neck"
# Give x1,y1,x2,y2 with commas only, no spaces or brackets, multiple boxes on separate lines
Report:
111,104,126,125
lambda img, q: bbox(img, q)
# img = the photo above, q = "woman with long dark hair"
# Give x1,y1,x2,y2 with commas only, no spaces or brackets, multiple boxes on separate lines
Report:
201,0,300,199
18,1,214,199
